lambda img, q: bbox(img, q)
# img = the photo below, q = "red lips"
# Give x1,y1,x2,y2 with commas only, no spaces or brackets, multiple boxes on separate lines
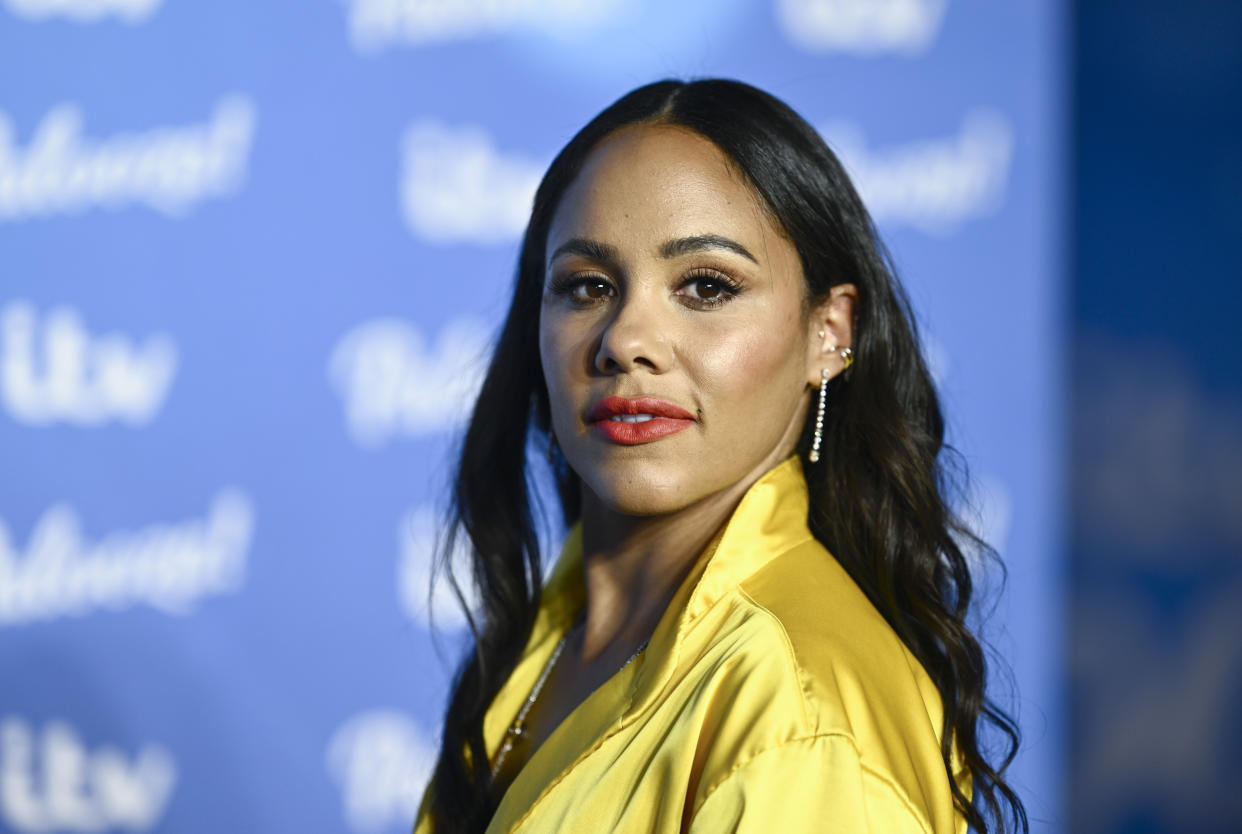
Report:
586,396,697,445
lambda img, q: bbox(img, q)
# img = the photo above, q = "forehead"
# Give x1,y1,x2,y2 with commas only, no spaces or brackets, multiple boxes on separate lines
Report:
547,123,784,253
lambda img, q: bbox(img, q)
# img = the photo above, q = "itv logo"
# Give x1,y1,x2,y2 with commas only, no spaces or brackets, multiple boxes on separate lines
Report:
0,717,176,833
0,301,177,427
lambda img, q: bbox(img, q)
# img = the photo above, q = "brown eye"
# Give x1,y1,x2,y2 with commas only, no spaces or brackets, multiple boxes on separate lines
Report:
582,279,613,299
548,274,617,305
695,279,723,299
675,270,742,309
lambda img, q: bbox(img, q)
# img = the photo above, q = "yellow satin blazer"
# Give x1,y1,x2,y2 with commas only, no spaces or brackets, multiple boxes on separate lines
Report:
416,456,967,833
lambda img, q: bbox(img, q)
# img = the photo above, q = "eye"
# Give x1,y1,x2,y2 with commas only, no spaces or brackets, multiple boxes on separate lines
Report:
548,274,616,305
579,278,614,300
676,269,743,309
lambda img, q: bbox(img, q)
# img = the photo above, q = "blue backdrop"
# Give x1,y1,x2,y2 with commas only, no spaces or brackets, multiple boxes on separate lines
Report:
1070,1,1242,831
0,1,1063,831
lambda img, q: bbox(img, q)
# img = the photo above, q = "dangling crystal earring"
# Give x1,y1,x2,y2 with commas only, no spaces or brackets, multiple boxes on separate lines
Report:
808,367,829,463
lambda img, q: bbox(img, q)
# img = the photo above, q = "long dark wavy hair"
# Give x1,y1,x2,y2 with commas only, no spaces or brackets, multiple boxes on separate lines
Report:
427,79,1027,833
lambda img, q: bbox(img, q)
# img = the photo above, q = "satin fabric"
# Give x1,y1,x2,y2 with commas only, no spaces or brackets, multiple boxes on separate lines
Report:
416,456,967,833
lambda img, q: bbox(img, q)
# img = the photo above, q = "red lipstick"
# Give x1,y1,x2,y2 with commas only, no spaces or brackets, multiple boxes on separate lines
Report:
586,396,696,445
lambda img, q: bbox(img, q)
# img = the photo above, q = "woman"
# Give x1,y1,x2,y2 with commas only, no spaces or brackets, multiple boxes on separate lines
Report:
416,79,1026,833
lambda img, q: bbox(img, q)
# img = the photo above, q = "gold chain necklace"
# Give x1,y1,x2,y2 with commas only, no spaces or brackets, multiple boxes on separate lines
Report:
490,613,650,779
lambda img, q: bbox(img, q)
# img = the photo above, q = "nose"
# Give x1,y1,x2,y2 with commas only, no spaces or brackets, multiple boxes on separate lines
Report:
593,291,672,375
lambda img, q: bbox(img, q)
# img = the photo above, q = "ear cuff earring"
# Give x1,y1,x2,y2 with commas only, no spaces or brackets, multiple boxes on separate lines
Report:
809,346,856,464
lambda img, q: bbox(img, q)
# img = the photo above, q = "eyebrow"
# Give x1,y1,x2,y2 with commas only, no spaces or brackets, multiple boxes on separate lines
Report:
659,234,759,264
547,233,759,268
547,238,620,267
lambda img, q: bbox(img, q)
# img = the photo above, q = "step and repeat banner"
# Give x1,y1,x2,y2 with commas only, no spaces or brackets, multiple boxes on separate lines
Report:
1,1,1064,831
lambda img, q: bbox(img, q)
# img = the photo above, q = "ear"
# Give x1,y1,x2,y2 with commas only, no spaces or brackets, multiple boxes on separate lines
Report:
805,283,858,387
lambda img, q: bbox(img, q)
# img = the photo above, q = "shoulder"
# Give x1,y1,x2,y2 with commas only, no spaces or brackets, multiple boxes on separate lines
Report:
683,536,960,832
737,536,947,738
703,535,945,739
689,733,940,834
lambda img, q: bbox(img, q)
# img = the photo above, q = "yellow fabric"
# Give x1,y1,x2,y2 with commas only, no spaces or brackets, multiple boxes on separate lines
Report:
416,456,967,833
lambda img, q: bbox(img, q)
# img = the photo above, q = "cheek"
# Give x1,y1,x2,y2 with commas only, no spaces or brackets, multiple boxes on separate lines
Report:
691,315,805,408
537,314,556,381
539,310,591,412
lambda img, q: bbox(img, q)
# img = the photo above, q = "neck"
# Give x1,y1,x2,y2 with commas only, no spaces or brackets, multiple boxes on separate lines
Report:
575,470,762,662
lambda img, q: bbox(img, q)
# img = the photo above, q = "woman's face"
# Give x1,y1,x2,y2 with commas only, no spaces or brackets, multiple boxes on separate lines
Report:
539,123,845,516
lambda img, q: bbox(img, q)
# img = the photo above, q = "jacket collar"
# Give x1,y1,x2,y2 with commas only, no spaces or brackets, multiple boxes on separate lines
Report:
628,454,814,710
490,456,815,828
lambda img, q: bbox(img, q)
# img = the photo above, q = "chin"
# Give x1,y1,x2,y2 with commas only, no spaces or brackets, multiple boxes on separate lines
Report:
575,454,702,517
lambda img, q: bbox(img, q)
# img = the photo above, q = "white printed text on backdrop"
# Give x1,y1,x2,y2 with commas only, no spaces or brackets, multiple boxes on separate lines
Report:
1,301,177,428
0,490,254,626
775,0,949,54
326,709,435,834
397,504,481,633
343,0,630,52
328,317,491,448
0,716,176,834
400,121,543,245
0,96,256,221
819,109,1013,235
1,0,162,24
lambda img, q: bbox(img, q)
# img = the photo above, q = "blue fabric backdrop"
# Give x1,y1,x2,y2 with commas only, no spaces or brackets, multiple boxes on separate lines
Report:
0,1,1063,831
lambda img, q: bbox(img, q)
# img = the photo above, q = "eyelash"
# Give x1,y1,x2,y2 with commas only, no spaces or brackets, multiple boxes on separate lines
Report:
548,268,744,310
678,268,743,309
